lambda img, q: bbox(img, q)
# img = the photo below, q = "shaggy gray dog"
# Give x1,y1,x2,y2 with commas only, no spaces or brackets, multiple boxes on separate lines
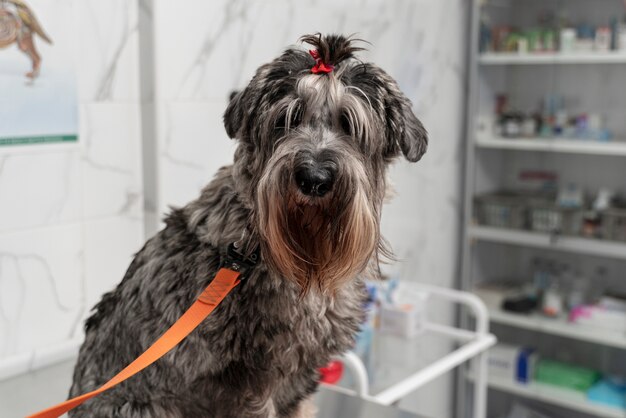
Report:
69,33,428,418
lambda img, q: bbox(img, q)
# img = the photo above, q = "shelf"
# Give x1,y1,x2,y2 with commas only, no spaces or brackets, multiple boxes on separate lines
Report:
468,225,626,260
488,309,626,350
479,52,626,65
483,374,626,418
475,133,626,156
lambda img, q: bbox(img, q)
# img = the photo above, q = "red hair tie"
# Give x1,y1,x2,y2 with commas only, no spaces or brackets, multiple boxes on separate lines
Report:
309,49,334,74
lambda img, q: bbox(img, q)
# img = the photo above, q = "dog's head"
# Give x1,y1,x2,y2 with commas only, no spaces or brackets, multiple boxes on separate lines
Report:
224,33,428,293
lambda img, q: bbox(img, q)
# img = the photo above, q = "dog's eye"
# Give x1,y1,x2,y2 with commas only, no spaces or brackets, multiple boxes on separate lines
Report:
340,113,353,136
290,107,303,128
276,113,288,131
277,107,303,131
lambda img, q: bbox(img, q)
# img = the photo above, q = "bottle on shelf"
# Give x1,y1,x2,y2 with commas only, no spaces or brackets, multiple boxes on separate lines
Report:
566,270,588,310
619,15,626,51
589,266,608,302
532,257,548,304
541,262,564,317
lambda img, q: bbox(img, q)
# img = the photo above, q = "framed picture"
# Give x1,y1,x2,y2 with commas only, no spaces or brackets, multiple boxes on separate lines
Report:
0,0,77,147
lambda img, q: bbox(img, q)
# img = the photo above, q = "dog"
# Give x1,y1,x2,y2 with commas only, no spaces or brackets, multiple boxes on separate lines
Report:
0,0,52,79
69,33,428,418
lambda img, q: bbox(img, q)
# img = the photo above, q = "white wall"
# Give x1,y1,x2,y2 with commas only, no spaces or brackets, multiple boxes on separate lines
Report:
148,0,469,296
0,0,144,395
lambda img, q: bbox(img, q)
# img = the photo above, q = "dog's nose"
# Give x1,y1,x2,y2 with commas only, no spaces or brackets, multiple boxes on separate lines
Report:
295,166,334,197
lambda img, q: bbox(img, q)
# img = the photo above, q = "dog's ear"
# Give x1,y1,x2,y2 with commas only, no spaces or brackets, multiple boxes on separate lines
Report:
385,94,428,162
224,90,243,139
398,105,428,162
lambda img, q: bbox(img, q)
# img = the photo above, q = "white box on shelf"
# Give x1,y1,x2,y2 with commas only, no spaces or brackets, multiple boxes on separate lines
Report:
379,303,424,338
599,296,626,312
379,291,428,338
572,306,626,333
486,343,537,384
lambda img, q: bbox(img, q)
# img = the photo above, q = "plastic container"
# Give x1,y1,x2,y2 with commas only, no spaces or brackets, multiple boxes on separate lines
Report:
474,193,527,229
566,271,588,310
601,208,626,242
587,378,626,409
542,283,563,317
618,16,626,51
529,203,583,235
595,27,612,51
379,283,428,339
560,28,576,52
319,360,344,384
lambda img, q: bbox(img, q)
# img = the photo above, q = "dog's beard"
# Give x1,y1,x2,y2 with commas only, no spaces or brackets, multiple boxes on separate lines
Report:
257,170,379,294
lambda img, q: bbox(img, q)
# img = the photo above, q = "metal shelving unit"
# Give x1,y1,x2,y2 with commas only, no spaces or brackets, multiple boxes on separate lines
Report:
479,51,626,65
476,132,626,156
469,225,626,260
488,308,626,350
462,1,626,417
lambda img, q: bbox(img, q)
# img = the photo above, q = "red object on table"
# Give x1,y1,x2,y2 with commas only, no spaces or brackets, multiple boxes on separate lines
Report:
319,360,344,384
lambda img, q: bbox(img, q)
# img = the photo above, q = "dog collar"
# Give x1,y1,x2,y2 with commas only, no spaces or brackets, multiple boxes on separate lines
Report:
309,49,334,74
220,241,260,277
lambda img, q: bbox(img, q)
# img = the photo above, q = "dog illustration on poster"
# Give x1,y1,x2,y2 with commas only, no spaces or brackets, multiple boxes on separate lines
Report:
0,0,77,147
0,0,52,79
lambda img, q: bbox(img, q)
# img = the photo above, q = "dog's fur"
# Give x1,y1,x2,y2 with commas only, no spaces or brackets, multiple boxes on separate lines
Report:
69,34,427,418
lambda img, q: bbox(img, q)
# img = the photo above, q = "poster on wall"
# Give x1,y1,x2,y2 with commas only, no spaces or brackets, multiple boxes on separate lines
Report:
0,0,77,147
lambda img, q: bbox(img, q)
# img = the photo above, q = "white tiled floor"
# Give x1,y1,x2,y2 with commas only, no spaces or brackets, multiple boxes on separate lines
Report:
0,358,76,418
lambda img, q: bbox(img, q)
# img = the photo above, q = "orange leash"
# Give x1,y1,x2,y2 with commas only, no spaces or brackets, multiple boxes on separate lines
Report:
26,268,242,418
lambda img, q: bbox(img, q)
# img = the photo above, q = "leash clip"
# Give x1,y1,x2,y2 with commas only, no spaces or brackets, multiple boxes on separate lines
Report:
220,242,260,278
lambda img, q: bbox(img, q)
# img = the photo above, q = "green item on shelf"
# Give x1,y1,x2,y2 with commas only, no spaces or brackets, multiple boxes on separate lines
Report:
543,30,557,51
505,33,524,52
535,359,601,392
526,29,542,51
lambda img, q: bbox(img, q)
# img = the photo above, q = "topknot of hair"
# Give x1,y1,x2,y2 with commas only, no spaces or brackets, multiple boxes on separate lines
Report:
299,33,367,67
